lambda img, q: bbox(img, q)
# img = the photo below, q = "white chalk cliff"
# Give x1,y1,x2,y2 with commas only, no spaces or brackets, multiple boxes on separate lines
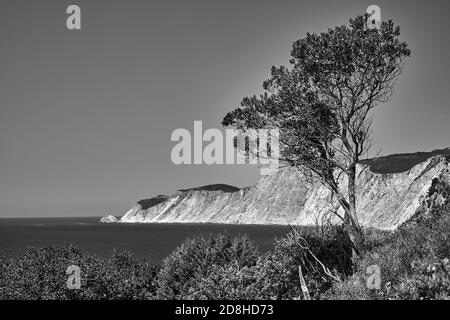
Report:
120,150,450,230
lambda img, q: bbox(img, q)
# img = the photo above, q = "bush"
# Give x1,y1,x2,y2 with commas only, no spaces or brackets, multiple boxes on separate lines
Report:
170,226,356,300
392,259,450,300
248,225,354,300
91,250,159,299
0,245,159,300
0,245,99,299
155,233,259,299
323,205,450,300
185,262,259,299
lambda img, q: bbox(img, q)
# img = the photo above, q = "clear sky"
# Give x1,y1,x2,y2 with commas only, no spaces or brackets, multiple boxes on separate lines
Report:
1,0,449,217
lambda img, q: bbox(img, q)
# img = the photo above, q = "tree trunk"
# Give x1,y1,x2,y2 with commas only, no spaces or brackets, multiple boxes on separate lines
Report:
346,165,365,256
328,168,365,256
345,221,365,257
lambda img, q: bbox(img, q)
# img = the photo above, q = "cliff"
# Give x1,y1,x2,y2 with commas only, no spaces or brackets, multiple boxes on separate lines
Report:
120,149,450,230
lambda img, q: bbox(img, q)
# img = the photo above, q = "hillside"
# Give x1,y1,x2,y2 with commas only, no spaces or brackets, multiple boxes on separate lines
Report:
361,148,450,174
119,149,450,230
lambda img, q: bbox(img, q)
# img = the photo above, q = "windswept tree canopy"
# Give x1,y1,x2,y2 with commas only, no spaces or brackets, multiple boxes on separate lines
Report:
222,15,411,178
223,14,411,254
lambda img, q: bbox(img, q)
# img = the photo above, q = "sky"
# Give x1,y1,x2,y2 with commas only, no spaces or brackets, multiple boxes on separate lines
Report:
0,0,449,217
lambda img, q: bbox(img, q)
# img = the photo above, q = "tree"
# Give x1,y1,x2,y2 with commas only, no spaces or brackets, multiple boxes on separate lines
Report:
222,14,411,255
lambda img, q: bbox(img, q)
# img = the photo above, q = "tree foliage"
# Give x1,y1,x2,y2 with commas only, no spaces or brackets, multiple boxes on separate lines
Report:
222,14,411,254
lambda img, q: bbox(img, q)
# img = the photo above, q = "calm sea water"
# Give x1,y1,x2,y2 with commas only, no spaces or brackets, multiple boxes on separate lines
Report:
0,217,291,264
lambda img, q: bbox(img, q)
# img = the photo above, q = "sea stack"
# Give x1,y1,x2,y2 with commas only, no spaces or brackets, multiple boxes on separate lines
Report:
100,215,119,223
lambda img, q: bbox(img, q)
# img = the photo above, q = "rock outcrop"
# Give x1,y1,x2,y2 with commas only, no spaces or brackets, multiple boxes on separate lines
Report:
120,149,450,230
100,215,119,223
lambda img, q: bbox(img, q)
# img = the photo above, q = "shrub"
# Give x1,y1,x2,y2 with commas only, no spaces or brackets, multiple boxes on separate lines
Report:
250,246,304,299
155,233,259,299
185,262,259,299
0,245,159,300
0,245,99,299
323,206,450,300
92,250,159,300
392,259,450,300
248,225,354,300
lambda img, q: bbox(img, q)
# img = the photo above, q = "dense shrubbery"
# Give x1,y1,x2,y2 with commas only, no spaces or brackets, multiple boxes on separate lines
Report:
323,205,450,300
0,246,159,300
156,233,259,299
1,205,449,300
249,225,353,299
154,226,355,300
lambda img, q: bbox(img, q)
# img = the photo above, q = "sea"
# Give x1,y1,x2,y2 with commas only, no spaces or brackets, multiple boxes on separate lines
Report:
0,217,291,264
